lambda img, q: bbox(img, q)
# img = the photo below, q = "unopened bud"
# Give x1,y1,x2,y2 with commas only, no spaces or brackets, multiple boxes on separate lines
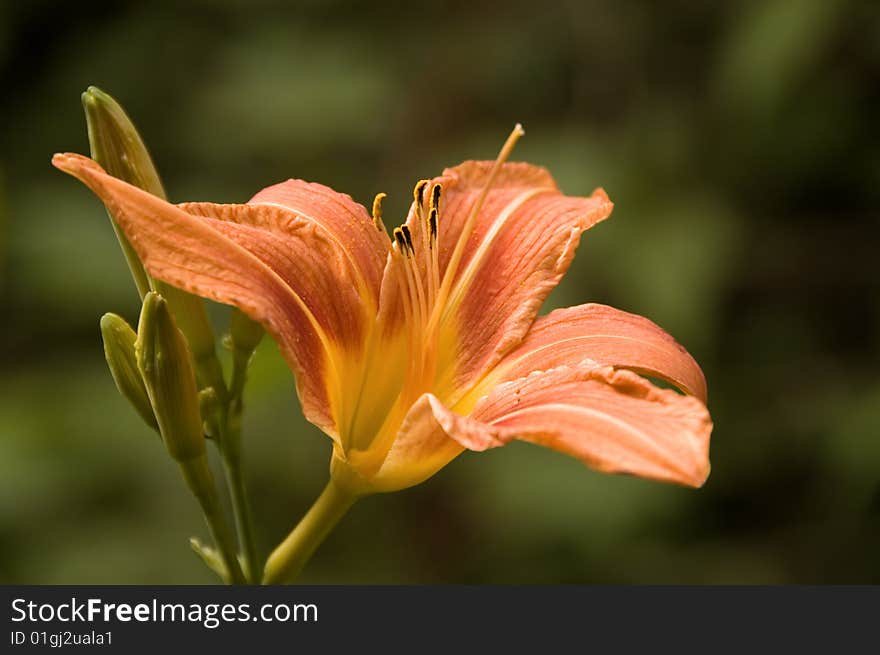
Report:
84,86,223,394
229,309,264,356
136,292,205,462
83,86,161,298
99,313,158,431
226,309,264,400
82,86,165,196
163,286,222,393
198,387,222,439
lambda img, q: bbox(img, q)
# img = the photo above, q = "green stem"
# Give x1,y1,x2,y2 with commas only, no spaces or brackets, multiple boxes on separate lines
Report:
221,446,259,582
179,456,246,584
214,401,259,583
262,479,357,584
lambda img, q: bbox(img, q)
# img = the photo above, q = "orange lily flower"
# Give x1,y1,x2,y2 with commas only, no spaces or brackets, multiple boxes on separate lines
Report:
52,127,712,499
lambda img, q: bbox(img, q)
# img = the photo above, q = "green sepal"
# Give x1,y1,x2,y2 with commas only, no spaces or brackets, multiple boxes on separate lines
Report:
190,537,230,583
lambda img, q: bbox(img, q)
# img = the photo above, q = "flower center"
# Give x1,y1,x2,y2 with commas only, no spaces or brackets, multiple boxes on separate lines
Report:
342,125,526,468
385,124,526,405
385,180,443,397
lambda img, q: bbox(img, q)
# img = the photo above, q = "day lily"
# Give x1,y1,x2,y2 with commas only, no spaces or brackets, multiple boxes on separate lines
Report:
53,125,712,582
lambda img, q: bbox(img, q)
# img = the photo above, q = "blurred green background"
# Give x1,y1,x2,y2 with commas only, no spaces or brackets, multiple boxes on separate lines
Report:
1,0,878,584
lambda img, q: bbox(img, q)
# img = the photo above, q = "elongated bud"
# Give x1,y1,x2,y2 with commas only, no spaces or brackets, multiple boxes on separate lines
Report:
82,86,157,298
136,292,205,463
99,313,158,431
83,86,166,196
83,87,224,396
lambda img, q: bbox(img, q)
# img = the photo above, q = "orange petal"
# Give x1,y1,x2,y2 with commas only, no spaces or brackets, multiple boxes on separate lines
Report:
367,357,710,491
246,179,388,302
429,162,613,402
52,153,377,435
177,202,373,350
183,188,392,444
488,303,708,403
470,362,712,487
365,393,501,492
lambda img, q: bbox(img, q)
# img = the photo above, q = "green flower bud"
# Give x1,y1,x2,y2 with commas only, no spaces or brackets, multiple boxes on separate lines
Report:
82,86,166,197
84,86,224,396
226,309,265,401
198,386,222,439
83,86,160,298
136,292,205,463
163,285,223,393
99,313,158,431
229,309,264,356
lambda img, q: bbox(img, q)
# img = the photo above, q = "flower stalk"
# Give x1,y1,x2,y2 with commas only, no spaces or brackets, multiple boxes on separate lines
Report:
262,480,358,584
216,410,260,583
136,292,246,584
82,87,263,583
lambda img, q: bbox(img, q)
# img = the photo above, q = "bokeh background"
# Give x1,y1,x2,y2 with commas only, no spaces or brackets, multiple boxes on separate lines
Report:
1,0,878,583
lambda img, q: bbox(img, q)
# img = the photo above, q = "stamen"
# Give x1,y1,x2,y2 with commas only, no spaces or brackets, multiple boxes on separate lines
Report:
429,207,440,302
391,242,417,374
428,208,438,241
400,244,424,349
430,184,441,212
401,224,428,329
393,226,426,339
372,192,387,232
415,187,437,307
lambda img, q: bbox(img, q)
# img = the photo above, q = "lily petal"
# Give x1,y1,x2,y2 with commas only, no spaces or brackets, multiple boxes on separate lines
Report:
52,153,379,435
484,303,708,403
246,179,388,303
367,357,710,491
428,162,613,402
178,204,372,349
471,362,712,487
365,393,500,492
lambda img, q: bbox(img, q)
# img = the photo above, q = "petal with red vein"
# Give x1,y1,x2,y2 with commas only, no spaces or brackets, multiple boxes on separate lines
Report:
178,203,373,351
52,153,366,435
489,303,708,402
247,179,387,302
367,393,501,492
428,161,613,401
471,362,712,487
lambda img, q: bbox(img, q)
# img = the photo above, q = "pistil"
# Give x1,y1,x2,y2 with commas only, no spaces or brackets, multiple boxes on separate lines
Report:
427,124,524,335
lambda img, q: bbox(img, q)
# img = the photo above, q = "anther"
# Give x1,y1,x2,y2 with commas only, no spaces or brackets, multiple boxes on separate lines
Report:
400,224,415,254
414,180,430,208
430,184,441,212
393,227,408,255
428,208,438,240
